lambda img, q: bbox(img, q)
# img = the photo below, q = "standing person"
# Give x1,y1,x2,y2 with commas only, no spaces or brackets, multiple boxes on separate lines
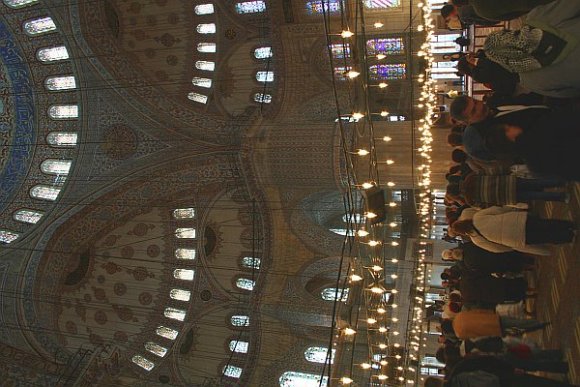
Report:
442,243,533,274
452,309,548,340
451,0,557,21
456,52,519,96
450,207,574,255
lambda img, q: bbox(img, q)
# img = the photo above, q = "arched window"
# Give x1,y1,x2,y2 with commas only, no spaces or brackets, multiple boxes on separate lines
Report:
13,209,43,224
173,269,195,281
366,37,405,55
145,342,168,357
175,228,196,239
131,355,154,371
306,0,342,14
37,46,69,62
197,42,217,53
364,0,401,8
48,105,78,119
231,315,250,327
3,0,38,8
254,46,273,59
175,248,196,260
195,61,215,71
164,307,186,321
40,159,72,175
187,92,208,104
329,43,350,58
0,230,19,244
156,326,179,340
256,71,274,82
23,16,56,35
195,3,215,15
369,64,406,80
229,340,249,353
47,132,77,147
30,185,61,201
170,289,191,302
304,346,335,364
45,75,76,91
320,287,349,302
196,23,216,34
235,1,266,14
173,208,195,219
235,278,255,291
253,93,272,104
222,365,242,378
279,371,328,387
342,213,365,223
192,77,212,88
241,256,261,270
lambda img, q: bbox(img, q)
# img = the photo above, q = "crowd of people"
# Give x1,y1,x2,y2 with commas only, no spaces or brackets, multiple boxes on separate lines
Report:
426,1,579,386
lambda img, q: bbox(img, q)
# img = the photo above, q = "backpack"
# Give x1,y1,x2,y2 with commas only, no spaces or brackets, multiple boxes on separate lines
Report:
450,370,502,387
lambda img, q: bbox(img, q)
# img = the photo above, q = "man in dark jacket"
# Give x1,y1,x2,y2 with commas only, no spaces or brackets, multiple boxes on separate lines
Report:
443,242,533,274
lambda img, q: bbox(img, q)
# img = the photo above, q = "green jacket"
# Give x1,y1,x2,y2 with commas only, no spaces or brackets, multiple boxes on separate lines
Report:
471,0,557,21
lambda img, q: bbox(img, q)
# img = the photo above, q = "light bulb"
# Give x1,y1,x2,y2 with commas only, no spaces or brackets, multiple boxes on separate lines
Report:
391,241,399,246
389,222,397,227
347,70,360,79
344,327,356,335
371,286,385,294
392,304,398,308
361,182,373,189
379,343,387,349
386,159,394,165
367,317,377,324
395,354,402,359
352,112,364,120
380,360,388,366
377,307,386,314
371,265,383,272
387,181,395,186
357,149,370,156
377,54,386,60
390,274,398,279
350,274,363,282
378,82,388,88
341,377,353,384
365,212,377,219
378,326,387,333
368,240,380,246
383,136,392,142
389,202,397,207
357,230,369,237
391,289,398,294
341,30,354,38
361,362,371,369
392,317,399,322
374,22,384,28
378,375,388,380
380,110,389,117
391,258,398,263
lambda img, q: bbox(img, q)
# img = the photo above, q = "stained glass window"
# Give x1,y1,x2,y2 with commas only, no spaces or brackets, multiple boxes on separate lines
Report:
366,37,404,55
173,208,195,219
37,46,69,62
241,256,261,269
0,230,19,244
279,371,329,387
364,0,401,8
229,340,249,353
223,365,242,378
45,76,76,91
132,355,154,371
329,43,350,59
47,132,77,147
173,269,195,281
235,1,266,14
195,4,215,15
236,278,255,291
254,46,273,59
320,287,349,302
145,342,168,357
156,326,179,340
231,315,250,326
256,71,274,82
3,0,38,8
197,42,217,53
24,16,56,35
13,209,43,224
369,64,406,80
192,77,212,88
306,0,342,14
304,347,335,364
40,159,72,175
195,61,215,71
164,307,186,321
48,105,78,119
253,93,272,104
175,248,196,260
170,289,191,302
197,23,216,34
175,228,196,239
188,92,208,104
30,185,61,201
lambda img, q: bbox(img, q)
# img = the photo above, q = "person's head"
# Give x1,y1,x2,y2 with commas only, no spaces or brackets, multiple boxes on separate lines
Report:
450,96,491,124
440,4,457,20
424,377,444,387
449,292,462,303
450,219,474,236
441,272,450,281
441,248,462,261
446,183,461,197
451,149,468,163
442,54,451,60
449,302,462,313
447,132,463,147
456,56,474,76
483,123,520,156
